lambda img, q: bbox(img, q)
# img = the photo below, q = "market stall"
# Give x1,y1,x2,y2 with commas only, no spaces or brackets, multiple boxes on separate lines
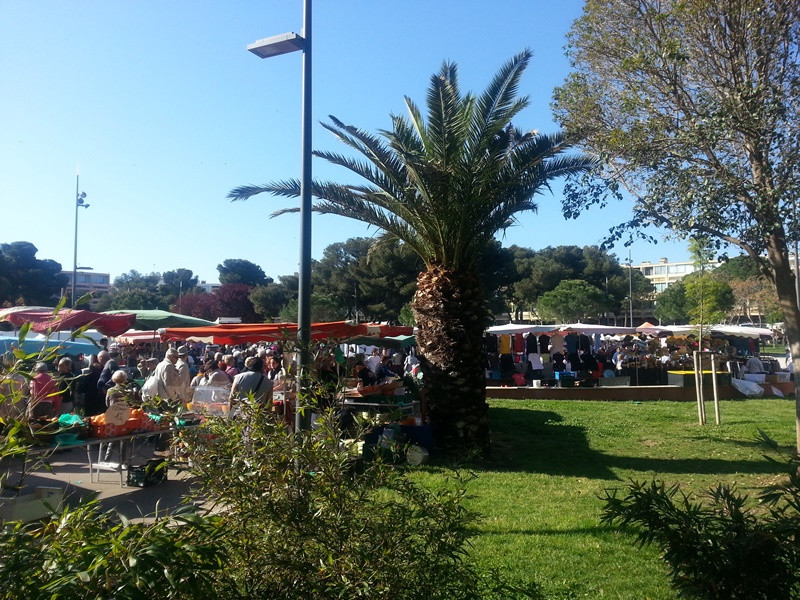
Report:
0,335,98,357
159,321,413,345
103,309,215,330
0,307,136,337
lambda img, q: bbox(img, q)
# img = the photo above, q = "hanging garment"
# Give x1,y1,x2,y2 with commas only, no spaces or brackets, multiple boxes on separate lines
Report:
538,334,551,355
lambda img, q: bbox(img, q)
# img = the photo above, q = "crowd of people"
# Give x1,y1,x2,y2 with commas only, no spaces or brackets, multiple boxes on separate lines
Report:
0,332,428,428
0,339,293,421
485,330,774,386
351,347,419,388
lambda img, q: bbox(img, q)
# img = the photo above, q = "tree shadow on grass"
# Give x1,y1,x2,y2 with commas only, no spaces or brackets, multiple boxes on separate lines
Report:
475,525,619,538
469,407,787,480
477,407,618,479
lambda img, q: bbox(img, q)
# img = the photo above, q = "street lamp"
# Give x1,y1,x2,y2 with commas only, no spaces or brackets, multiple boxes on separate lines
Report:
249,0,312,431
72,174,90,307
627,250,634,327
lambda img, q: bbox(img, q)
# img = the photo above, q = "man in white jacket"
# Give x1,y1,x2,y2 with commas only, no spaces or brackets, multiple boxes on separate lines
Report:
150,348,183,403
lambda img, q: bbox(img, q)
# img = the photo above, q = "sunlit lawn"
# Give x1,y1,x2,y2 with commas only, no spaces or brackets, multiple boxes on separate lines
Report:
418,398,796,599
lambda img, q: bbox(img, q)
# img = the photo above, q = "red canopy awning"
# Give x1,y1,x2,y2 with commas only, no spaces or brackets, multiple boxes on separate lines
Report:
160,321,412,345
2,308,136,337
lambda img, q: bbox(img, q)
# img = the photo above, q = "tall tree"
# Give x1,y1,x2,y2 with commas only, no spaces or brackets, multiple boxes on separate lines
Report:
654,281,689,324
537,279,612,322
353,241,422,322
161,268,199,310
250,282,292,321
108,288,163,311
312,238,372,320
113,270,161,291
715,254,780,323
506,245,537,320
230,51,592,452
553,0,800,449
476,241,517,319
215,283,259,323
728,277,780,324
714,255,763,282
179,291,219,322
250,274,300,321
511,245,652,320
0,242,67,306
311,237,422,322
684,275,735,325
217,259,270,287
279,293,343,323
98,270,165,311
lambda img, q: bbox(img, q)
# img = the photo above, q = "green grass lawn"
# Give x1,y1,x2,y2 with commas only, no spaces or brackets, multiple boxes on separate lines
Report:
761,341,787,356
419,398,797,599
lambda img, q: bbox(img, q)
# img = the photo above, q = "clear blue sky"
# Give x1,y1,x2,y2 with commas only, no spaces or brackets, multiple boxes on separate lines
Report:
1,1,691,286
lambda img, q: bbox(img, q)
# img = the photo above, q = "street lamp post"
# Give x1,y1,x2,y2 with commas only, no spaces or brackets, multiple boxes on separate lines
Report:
627,251,634,327
72,174,90,307
248,0,312,431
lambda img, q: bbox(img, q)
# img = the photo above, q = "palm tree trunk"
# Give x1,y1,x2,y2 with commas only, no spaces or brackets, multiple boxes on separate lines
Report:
413,262,490,454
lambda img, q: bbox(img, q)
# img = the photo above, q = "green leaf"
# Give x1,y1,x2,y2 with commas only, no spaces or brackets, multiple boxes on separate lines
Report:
17,322,30,344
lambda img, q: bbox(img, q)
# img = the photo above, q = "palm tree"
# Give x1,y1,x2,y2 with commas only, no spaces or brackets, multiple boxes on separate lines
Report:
229,50,594,453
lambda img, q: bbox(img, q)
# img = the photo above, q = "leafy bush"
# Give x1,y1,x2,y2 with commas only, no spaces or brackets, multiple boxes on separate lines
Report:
182,404,534,599
0,502,224,599
0,329,226,600
600,432,800,599
0,330,540,599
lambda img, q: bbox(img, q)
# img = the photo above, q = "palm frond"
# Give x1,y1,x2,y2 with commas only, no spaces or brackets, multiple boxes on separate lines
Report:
400,98,429,155
228,51,593,270
468,50,532,157
425,61,469,166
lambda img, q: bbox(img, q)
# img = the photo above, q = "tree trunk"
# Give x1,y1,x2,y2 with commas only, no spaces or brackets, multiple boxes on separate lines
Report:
765,234,800,454
413,262,490,454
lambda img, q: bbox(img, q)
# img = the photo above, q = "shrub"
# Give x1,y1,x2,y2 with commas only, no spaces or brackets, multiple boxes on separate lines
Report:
600,433,800,599
181,404,522,599
0,502,224,599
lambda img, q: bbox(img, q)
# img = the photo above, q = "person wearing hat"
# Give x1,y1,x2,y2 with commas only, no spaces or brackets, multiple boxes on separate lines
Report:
175,346,193,402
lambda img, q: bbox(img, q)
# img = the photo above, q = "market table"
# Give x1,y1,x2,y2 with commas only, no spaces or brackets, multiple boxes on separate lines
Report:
341,398,418,415
22,417,199,488
20,431,165,488
82,431,163,486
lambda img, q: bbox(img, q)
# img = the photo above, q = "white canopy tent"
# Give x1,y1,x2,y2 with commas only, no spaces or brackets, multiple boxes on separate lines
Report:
656,324,773,339
486,323,638,336
557,323,638,335
485,324,560,335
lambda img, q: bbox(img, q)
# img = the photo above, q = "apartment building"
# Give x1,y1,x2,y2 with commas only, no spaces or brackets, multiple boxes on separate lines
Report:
632,257,717,293
59,270,111,298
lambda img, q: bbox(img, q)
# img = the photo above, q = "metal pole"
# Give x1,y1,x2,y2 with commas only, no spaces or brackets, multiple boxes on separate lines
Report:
793,197,800,311
693,351,706,425
72,174,79,307
710,352,721,425
628,251,634,327
295,0,312,432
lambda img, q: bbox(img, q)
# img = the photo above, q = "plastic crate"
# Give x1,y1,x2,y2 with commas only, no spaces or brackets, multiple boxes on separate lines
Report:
126,459,167,487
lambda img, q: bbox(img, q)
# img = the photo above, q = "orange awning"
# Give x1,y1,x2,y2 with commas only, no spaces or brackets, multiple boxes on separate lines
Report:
159,321,412,345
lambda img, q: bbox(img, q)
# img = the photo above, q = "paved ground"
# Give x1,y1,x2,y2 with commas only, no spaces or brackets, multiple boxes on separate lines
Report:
3,440,197,521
